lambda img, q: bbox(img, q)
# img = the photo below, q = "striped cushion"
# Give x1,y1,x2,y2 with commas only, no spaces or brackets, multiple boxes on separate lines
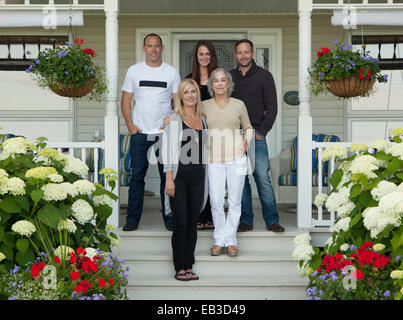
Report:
0,133,16,144
290,134,340,174
89,134,133,186
278,173,328,186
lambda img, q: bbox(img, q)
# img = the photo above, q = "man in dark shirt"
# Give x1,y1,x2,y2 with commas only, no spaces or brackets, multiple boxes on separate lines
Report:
230,39,284,233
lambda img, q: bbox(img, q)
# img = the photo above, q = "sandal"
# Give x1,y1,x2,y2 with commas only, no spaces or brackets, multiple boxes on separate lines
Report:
197,222,205,230
174,271,190,281
185,271,199,280
204,221,214,230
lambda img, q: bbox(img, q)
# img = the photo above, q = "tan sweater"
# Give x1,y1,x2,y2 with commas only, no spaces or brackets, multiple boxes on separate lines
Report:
202,97,253,163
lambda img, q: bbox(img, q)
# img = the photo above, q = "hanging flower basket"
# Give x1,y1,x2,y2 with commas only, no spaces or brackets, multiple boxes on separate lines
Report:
26,38,107,102
326,76,375,98
309,40,388,99
49,79,96,98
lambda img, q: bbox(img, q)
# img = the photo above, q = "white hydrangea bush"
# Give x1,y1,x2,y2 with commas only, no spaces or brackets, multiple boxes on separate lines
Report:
0,135,120,271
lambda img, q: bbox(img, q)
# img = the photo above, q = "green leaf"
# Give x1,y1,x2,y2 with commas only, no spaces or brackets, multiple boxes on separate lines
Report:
350,213,362,228
350,184,362,199
0,211,11,225
358,190,372,208
329,169,344,190
375,151,393,161
15,195,30,212
0,197,21,213
37,204,66,229
3,232,15,248
396,172,403,181
391,230,403,251
385,157,401,176
30,189,44,204
16,238,29,255
0,226,3,243
0,245,13,261
15,248,34,266
95,204,112,221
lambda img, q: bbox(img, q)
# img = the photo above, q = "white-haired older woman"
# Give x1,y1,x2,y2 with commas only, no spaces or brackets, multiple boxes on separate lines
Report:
203,68,253,257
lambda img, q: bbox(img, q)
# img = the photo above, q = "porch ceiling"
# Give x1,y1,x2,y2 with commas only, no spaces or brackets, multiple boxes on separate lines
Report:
117,0,298,14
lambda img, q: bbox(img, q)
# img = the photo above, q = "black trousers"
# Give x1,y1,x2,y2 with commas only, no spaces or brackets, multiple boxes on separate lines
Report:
170,165,205,272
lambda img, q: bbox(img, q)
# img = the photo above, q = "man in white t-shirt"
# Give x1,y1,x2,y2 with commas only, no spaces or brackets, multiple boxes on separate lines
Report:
121,33,181,231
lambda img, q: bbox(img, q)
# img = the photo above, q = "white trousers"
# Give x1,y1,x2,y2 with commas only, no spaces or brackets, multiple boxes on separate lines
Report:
208,155,247,247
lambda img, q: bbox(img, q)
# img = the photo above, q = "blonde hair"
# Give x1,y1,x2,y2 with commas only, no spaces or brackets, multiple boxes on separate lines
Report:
174,79,202,119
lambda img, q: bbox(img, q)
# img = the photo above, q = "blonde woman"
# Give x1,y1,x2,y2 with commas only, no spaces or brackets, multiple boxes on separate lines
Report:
203,68,253,257
162,78,208,281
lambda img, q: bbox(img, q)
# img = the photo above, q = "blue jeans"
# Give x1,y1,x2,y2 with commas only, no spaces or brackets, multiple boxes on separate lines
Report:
241,138,279,226
126,132,173,225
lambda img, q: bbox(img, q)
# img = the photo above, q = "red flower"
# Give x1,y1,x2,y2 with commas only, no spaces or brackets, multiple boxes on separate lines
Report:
317,47,331,57
68,252,77,264
334,253,343,261
366,69,371,79
31,262,46,278
81,259,99,274
109,278,115,286
54,256,61,263
74,38,84,45
83,48,95,56
70,271,82,281
76,248,87,256
351,268,364,281
78,280,92,293
98,278,106,288
373,255,389,268
359,69,371,80
74,284,83,292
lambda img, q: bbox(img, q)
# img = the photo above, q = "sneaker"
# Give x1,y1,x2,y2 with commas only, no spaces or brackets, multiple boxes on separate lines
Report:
123,222,138,231
165,222,175,231
266,223,285,233
237,223,253,232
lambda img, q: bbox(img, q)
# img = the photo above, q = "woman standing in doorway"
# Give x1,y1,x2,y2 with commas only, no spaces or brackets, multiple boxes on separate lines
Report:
185,40,218,230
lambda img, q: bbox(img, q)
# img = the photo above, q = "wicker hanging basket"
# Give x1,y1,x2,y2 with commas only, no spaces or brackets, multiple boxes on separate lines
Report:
326,76,375,98
49,80,96,98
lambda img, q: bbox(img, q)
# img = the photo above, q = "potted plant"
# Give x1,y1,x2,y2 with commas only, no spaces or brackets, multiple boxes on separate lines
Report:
292,128,403,300
309,40,388,98
26,38,107,101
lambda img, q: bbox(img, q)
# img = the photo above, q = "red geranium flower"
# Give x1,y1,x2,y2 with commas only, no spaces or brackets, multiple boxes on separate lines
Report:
31,262,46,278
70,271,82,281
78,280,92,293
351,268,364,281
74,38,84,45
98,278,106,288
68,252,77,264
317,47,331,57
83,48,95,56
54,256,61,263
109,278,115,286
76,248,87,256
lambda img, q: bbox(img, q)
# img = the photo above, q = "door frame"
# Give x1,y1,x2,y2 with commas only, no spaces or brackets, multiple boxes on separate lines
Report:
136,27,283,158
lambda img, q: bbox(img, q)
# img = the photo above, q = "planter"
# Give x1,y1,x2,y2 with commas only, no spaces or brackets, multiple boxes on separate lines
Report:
326,76,375,98
49,80,96,98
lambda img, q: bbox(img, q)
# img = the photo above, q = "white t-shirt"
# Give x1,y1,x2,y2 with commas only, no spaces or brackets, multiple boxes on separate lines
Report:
122,61,181,134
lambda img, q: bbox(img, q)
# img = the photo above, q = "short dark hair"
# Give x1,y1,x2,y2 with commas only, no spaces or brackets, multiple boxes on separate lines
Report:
143,33,163,46
235,39,254,51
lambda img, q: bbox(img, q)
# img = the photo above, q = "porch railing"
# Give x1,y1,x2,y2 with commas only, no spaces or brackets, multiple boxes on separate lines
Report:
46,141,105,184
311,141,378,228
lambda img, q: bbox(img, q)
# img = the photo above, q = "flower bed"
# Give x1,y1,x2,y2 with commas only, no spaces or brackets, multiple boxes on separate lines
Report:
0,248,128,300
0,133,126,299
293,128,403,300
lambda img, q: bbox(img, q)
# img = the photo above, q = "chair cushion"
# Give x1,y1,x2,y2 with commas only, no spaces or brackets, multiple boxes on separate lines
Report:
0,133,16,144
290,134,340,174
278,173,328,186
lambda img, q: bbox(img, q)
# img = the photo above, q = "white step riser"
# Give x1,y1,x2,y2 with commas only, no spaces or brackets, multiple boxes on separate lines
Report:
117,236,296,252
125,260,300,277
126,287,307,300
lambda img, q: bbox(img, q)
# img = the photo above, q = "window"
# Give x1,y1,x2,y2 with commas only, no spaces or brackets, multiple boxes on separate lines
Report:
347,35,403,142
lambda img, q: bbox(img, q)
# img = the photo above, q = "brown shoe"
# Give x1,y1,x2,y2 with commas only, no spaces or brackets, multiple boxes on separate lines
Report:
210,245,225,256
266,223,285,232
237,223,253,232
226,246,239,257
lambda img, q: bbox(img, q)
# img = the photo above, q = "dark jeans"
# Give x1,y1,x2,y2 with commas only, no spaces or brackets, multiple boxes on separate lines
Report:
170,165,205,272
241,138,279,226
126,132,174,226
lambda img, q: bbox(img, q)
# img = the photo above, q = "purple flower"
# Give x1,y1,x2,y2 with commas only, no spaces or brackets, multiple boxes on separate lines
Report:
10,265,20,274
343,44,351,50
384,74,389,82
65,41,74,46
333,40,339,45
349,245,356,252
9,297,17,300
34,59,40,65
314,296,322,300
25,64,34,73
26,50,31,55
384,290,391,298
84,65,88,70
64,71,69,75
311,271,318,277
57,50,68,58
